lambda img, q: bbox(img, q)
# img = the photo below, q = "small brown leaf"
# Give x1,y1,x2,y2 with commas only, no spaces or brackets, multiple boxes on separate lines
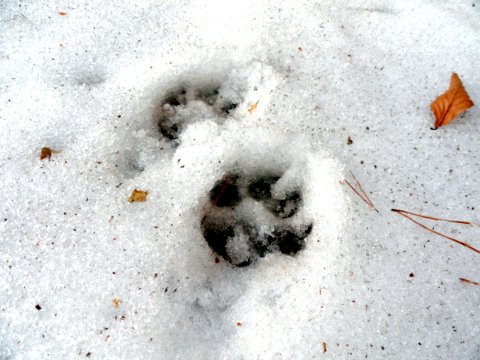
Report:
112,297,122,309
40,147,52,160
58,11,68,16
40,147,60,160
247,100,259,114
431,73,474,129
128,189,148,202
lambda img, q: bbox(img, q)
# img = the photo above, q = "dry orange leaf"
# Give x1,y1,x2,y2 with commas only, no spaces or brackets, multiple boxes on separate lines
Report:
431,72,474,129
58,11,68,16
247,100,259,114
128,189,148,202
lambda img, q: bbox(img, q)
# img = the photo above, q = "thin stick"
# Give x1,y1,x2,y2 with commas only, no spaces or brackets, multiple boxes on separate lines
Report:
459,278,480,286
212,175,230,205
391,209,480,254
391,208,471,225
350,171,374,208
344,179,371,207
202,175,231,222
344,172,377,211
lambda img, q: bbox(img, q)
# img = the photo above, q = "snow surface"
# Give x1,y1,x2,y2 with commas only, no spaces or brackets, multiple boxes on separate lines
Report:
0,0,479,359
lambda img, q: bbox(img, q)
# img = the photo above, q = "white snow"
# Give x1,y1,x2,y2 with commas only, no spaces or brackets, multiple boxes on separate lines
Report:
0,0,479,359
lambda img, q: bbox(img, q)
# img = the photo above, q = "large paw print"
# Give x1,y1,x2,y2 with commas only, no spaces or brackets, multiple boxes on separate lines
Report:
201,172,313,267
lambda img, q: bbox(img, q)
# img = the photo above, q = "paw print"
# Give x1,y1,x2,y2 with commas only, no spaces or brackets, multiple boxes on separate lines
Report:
154,84,239,142
109,62,327,269
201,172,313,267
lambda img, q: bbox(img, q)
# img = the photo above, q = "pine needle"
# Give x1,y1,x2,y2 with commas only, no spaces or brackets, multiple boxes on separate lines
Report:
391,209,480,254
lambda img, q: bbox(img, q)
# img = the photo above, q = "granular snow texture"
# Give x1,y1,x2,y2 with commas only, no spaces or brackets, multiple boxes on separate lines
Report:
0,0,479,359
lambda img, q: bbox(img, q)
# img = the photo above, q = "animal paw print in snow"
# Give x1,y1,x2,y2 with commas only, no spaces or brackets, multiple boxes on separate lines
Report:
155,85,239,142
201,172,313,267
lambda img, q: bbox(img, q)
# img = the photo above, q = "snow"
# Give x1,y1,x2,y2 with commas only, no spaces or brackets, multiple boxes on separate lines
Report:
0,0,479,359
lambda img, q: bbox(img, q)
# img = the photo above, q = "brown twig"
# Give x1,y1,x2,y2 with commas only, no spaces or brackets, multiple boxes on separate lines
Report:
202,175,231,223
391,208,471,225
459,278,480,286
391,209,480,254
344,171,377,211
212,175,230,205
